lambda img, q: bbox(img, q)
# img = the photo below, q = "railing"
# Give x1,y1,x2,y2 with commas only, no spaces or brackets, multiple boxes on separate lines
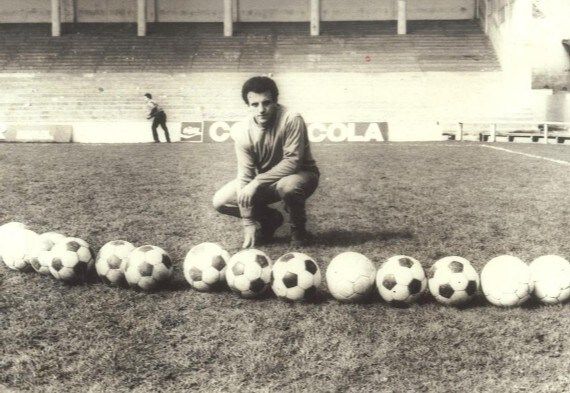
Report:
450,120,570,144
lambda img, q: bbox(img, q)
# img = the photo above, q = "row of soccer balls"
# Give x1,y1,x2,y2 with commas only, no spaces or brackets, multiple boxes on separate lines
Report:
1,222,569,306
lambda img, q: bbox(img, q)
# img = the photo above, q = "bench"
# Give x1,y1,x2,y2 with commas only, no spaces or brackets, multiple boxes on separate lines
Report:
479,132,570,144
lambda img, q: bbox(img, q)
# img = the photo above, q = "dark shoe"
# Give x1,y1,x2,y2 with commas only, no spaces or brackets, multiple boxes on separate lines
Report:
258,210,284,243
290,228,314,247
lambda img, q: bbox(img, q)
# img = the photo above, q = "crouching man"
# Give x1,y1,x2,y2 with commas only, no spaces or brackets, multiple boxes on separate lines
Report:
213,76,319,248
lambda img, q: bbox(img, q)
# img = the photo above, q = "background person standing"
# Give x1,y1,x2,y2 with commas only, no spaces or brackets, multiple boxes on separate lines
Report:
144,93,171,143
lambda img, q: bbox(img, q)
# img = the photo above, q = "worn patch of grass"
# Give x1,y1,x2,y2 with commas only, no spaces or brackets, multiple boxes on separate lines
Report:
1,142,569,392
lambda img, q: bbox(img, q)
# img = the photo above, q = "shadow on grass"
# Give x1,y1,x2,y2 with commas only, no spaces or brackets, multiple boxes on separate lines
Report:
313,229,414,247
240,229,414,249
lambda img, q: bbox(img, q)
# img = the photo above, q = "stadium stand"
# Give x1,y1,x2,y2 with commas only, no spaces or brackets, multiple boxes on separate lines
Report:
0,20,534,141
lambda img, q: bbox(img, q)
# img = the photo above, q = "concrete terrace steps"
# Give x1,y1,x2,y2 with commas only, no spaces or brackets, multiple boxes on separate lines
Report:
0,20,500,74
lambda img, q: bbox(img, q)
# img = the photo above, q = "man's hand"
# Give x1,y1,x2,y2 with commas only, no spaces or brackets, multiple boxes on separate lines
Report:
237,180,259,208
242,224,257,248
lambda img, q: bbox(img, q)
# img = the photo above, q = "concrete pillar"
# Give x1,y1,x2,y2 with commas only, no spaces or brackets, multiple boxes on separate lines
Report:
137,0,147,37
397,0,407,35
224,0,233,37
483,0,489,34
232,0,238,22
475,0,479,19
457,122,464,141
51,0,61,37
310,0,320,36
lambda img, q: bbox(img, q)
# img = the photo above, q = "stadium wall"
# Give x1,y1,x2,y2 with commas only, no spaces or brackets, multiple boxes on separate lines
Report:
478,0,533,120
480,0,531,85
0,0,475,23
531,0,570,91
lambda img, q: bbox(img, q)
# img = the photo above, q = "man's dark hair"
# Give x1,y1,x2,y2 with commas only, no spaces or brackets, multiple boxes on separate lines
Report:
241,76,279,104
144,93,152,99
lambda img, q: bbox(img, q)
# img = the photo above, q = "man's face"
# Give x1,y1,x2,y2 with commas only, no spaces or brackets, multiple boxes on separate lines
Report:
246,91,277,127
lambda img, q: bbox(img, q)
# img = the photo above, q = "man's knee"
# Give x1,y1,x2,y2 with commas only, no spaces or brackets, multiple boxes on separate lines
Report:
212,182,237,212
212,190,225,212
276,180,304,203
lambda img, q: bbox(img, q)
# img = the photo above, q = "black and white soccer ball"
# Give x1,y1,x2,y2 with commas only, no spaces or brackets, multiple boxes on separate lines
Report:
226,249,272,298
325,251,376,302
49,237,95,283
481,255,533,307
376,255,427,306
183,242,229,291
29,250,55,276
529,255,570,305
26,232,66,275
428,256,479,306
96,240,136,286
272,252,321,301
124,245,173,291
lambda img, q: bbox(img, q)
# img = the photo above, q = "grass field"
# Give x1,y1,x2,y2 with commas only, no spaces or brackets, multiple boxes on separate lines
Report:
1,141,569,392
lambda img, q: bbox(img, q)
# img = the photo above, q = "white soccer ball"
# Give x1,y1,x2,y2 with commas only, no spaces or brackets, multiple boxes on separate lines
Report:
183,242,229,291
272,252,321,301
376,255,427,306
2,229,41,271
226,249,272,298
49,237,95,283
0,221,28,259
481,255,533,307
428,256,480,306
326,252,376,302
125,245,173,291
0,221,28,263
529,255,570,304
0,221,27,233
96,240,136,286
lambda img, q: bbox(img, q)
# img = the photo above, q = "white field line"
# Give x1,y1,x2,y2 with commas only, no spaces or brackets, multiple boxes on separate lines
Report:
481,144,570,166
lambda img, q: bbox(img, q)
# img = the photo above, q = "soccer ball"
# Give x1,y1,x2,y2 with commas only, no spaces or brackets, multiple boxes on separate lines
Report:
25,232,65,275
183,242,230,291
49,237,95,283
428,256,480,306
481,255,533,307
226,249,272,298
0,221,28,264
376,255,427,306
529,255,570,304
326,251,376,302
125,245,173,291
29,250,55,276
96,240,136,286
2,229,41,272
272,252,321,301
0,221,27,233
0,221,28,262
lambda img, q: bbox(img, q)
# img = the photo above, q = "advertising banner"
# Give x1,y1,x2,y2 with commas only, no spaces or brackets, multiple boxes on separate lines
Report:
180,121,389,143
0,125,72,143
